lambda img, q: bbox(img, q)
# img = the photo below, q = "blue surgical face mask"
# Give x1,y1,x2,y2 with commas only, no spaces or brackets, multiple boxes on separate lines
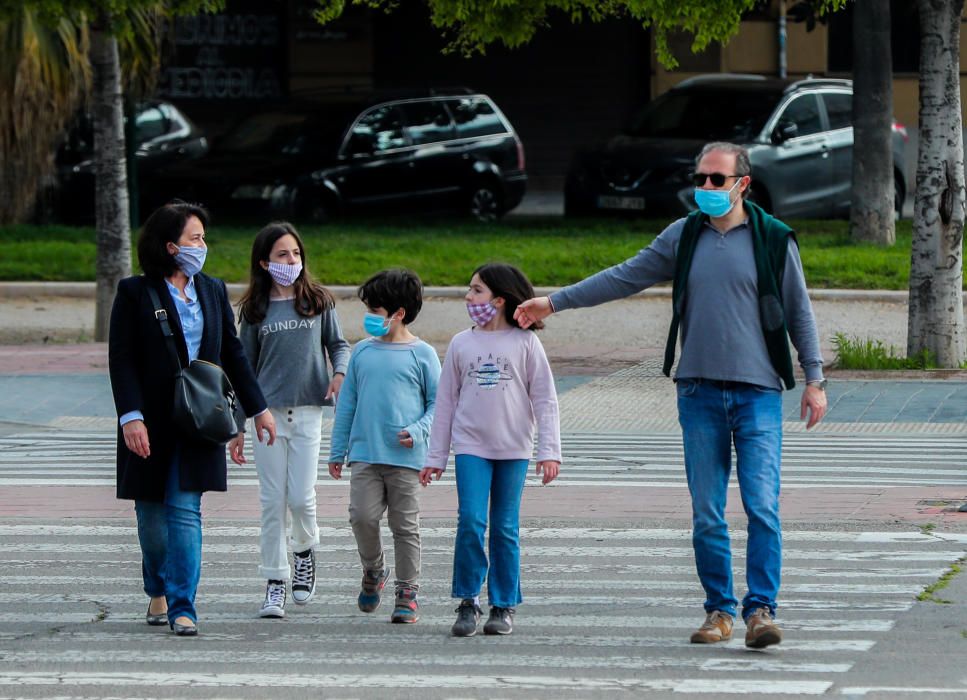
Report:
694,179,742,218
173,244,207,277
363,312,391,337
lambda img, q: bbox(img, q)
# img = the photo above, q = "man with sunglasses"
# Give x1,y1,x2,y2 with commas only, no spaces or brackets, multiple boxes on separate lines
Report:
515,141,827,649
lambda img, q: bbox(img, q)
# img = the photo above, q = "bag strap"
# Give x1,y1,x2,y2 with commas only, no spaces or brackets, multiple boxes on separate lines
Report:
145,283,186,374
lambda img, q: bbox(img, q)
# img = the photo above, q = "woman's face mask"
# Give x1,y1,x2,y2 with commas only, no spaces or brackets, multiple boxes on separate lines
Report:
172,244,207,277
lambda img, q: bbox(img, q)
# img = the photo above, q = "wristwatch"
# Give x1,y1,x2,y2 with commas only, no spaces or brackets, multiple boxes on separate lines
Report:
807,379,827,391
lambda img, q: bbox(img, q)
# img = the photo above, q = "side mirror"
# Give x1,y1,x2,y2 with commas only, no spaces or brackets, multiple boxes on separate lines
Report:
771,122,799,144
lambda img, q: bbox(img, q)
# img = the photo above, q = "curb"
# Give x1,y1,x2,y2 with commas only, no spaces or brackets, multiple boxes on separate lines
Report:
0,281,952,303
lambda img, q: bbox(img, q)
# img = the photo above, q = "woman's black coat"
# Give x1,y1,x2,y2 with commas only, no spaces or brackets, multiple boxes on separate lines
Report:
109,273,267,501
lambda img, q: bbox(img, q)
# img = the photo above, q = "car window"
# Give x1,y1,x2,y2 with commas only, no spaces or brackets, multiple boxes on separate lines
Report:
219,113,308,152
445,98,507,138
776,94,824,138
400,101,455,145
627,88,779,141
823,92,853,131
135,107,168,144
349,105,408,154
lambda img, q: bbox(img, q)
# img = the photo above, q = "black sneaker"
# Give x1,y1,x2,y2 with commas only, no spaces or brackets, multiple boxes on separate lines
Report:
259,579,286,618
451,599,482,637
291,549,316,605
483,606,514,635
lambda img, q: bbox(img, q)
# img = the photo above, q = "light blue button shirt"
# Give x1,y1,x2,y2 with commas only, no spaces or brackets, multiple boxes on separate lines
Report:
120,277,205,426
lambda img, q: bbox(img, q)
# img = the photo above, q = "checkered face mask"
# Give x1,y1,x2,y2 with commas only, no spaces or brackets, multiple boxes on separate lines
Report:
467,301,499,326
267,262,302,287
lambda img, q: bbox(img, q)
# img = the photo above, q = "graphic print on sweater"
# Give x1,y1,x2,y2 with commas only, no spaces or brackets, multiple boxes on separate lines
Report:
467,353,513,392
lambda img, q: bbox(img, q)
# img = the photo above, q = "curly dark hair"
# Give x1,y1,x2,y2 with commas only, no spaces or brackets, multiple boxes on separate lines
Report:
357,268,423,324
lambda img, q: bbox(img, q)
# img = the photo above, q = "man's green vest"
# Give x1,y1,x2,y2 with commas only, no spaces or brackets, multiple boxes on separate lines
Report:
661,200,798,390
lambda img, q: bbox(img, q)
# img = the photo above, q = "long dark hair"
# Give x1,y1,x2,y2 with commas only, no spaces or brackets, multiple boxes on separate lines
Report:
137,201,209,278
238,221,335,324
472,262,542,331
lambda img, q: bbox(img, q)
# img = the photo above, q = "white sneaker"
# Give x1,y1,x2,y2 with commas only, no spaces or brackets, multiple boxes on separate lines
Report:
291,549,316,605
260,580,286,618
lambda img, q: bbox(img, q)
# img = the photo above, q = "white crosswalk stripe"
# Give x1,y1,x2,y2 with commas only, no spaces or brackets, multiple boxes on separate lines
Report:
0,522,964,697
1,430,965,488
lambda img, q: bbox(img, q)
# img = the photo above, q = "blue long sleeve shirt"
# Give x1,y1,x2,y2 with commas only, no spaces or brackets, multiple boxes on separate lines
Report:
328,337,441,470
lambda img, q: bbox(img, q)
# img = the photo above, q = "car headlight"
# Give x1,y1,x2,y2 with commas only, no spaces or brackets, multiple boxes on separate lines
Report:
231,185,274,200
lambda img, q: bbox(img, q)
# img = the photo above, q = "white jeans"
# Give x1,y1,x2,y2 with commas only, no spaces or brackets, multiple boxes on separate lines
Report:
252,405,323,580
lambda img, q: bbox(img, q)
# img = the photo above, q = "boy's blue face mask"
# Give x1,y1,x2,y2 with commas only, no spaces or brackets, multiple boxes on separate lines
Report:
694,178,742,218
363,312,391,337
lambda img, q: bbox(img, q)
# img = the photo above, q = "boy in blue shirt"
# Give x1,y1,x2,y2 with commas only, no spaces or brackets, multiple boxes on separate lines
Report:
328,269,441,623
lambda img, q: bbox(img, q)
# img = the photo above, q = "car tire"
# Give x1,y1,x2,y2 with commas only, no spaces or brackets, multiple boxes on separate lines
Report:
296,190,336,223
469,182,503,222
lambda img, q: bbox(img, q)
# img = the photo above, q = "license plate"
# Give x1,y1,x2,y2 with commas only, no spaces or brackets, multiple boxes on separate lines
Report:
597,195,645,211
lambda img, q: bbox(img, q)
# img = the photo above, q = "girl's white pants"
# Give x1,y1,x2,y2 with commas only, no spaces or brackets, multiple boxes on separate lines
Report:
251,405,323,580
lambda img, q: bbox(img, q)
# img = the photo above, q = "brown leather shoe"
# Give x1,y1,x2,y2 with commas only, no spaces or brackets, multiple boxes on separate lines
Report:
745,607,783,648
689,610,734,643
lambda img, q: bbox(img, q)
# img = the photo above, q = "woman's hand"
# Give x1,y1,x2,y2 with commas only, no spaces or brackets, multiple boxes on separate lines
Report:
419,467,443,487
122,420,150,458
253,411,276,445
228,432,246,465
325,373,344,403
536,460,560,485
398,430,414,449
328,462,343,480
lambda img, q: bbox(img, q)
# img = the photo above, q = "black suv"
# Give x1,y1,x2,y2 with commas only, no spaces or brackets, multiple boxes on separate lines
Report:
153,89,527,222
564,75,908,219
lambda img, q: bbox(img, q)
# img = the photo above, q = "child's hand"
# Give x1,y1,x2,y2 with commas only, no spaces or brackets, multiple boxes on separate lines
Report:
227,432,246,465
328,462,343,480
419,467,443,487
398,430,414,448
536,460,560,485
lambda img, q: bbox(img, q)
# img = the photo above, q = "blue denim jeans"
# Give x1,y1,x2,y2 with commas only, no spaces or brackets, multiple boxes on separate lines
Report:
677,379,783,621
134,448,202,624
451,454,529,608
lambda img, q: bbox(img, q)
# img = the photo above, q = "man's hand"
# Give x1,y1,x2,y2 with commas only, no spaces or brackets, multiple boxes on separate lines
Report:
254,411,276,446
419,467,443,487
228,432,246,465
122,420,150,458
536,460,560,485
328,461,343,480
325,373,344,403
801,385,828,429
513,296,554,329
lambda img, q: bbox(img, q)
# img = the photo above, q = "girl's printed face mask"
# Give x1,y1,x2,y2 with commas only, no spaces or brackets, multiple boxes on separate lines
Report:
363,312,391,337
172,244,207,277
467,301,499,326
266,261,302,287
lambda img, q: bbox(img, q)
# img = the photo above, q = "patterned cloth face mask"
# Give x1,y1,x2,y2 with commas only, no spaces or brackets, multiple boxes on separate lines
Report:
267,262,302,287
173,245,207,277
467,301,499,326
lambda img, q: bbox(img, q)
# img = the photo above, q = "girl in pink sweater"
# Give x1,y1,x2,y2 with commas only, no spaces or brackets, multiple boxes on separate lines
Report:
421,262,561,637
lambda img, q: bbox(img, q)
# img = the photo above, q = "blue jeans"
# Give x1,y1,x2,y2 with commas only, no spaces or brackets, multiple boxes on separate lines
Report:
677,379,783,621
134,448,202,624
451,454,529,608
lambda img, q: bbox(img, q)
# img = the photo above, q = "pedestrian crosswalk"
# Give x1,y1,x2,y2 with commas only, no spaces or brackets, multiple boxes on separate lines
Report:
0,522,964,697
1,430,965,489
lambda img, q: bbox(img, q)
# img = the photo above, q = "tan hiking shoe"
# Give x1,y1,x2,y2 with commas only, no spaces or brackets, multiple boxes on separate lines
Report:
689,610,734,643
745,607,783,648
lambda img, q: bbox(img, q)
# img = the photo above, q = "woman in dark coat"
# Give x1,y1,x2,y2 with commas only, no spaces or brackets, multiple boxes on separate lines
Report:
109,201,277,636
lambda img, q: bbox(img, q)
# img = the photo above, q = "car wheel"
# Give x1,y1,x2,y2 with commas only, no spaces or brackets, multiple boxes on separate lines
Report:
296,190,335,223
469,183,502,222
894,172,905,220
747,183,772,214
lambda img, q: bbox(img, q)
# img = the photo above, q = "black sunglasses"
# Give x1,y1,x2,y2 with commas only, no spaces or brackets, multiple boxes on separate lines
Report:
691,172,743,187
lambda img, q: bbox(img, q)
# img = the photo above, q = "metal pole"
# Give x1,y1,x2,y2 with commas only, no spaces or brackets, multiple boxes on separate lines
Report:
778,0,788,79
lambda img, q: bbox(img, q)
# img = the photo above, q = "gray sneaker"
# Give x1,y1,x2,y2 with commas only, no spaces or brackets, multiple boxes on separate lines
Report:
483,606,514,635
451,599,482,637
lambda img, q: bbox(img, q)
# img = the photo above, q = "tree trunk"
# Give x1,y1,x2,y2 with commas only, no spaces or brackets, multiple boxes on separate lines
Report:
908,0,966,367
849,0,895,245
91,22,131,342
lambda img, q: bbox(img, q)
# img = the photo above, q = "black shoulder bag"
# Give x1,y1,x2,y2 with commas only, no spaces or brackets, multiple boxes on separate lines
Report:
146,284,239,445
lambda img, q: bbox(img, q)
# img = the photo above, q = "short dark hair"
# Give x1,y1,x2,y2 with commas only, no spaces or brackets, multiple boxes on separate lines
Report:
137,201,209,278
357,268,423,324
472,262,542,331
